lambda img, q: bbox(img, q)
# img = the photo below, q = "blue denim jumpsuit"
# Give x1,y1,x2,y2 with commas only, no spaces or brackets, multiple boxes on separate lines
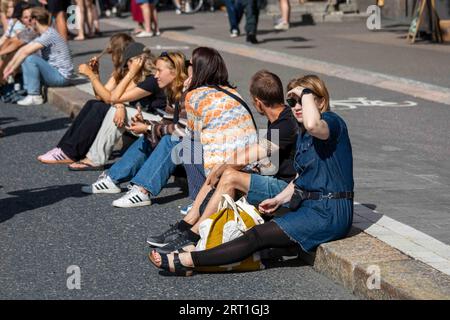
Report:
273,112,354,252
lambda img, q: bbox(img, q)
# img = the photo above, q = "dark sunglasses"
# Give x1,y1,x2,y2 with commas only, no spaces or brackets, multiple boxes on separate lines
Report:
185,60,192,68
286,96,301,108
160,52,175,66
287,90,316,108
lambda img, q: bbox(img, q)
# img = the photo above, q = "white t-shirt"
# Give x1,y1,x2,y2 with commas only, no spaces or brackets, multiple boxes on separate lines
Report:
5,19,25,38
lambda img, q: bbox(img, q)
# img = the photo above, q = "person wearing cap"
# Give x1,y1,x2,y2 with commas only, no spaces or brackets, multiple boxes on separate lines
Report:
67,42,167,171
2,6,73,105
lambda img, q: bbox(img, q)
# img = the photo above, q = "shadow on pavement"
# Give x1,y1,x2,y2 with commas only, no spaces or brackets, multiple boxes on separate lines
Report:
0,184,88,223
285,45,316,49
152,189,189,205
0,117,18,126
3,117,71,137
259,36,309,44
160,26,195,32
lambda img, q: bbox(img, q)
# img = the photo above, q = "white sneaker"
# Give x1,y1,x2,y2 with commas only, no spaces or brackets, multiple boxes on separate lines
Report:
136,31,154,38
154,30,161,36
17,95,44,106
112,185,151,208
230,29,239,38
82,172,121,194
274,21,290,30
175,9,182,15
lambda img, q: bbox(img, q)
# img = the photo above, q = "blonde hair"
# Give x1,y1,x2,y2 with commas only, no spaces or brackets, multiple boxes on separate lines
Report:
287,75,330,113
107,33,134,84
156,52,188,104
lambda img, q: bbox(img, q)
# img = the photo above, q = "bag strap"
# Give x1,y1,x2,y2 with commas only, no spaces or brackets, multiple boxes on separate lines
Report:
219,194,248,232
211,85,257,129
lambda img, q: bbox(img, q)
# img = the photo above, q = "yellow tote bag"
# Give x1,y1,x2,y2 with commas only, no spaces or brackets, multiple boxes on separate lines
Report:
195,195,265,272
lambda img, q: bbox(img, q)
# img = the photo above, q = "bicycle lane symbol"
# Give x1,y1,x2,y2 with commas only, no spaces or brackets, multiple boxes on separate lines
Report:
330,97,418,111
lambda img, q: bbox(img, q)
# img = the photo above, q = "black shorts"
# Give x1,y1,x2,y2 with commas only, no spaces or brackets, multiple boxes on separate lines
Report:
47,0,71,14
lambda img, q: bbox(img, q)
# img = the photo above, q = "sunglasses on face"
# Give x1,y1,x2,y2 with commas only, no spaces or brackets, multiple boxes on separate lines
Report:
160,52,175,66
185,60,192,68
286,96,301,108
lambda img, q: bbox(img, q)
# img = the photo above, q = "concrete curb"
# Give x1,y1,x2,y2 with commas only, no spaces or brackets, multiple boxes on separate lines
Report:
312,229,450,300
47,86,91,119
47,83,450,301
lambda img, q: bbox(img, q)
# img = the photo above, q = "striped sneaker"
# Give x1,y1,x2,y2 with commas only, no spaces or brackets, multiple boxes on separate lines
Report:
81,173,121,194
112,185,151,208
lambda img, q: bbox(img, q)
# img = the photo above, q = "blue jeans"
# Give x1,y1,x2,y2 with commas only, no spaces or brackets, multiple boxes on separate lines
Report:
108,135,181,196
21,55,70,95
223,0,244,32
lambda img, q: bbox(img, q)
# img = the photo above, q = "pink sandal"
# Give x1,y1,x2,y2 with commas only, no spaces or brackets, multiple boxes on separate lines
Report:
38,148,74,164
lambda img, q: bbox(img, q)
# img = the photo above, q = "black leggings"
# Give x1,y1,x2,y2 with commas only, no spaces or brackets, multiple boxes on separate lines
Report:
191,221,296,267
57,100,111,161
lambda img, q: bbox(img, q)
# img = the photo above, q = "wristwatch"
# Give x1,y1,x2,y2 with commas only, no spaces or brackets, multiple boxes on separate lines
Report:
300,88,313,105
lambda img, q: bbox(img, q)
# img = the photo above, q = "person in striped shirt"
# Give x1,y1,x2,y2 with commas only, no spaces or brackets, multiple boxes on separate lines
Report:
2,6,73,105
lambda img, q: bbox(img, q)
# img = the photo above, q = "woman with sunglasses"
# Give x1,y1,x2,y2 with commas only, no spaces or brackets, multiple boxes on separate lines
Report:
67,43,167,171
81,52,190,207
148,74,354,276
37,33,135,164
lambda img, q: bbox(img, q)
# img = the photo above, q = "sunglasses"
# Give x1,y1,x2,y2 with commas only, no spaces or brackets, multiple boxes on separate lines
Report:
160,52,175,66
286,90,316,108
286,96,301,108
185,60,192,68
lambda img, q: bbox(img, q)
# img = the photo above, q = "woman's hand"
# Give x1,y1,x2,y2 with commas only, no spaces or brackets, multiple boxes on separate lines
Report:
286,86,305,100
113,105,126,128
78,63,96,79
126,122,150,135
206,164,229,188
88,57,100,74
128,56,145,77
258,197,282,216
131,105,144,123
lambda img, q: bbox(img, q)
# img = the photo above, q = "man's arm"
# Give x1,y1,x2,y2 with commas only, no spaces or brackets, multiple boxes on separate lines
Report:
3,42,43,79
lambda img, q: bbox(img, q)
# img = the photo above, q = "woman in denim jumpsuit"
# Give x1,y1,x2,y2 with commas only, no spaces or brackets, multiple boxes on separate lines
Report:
148,74,354,276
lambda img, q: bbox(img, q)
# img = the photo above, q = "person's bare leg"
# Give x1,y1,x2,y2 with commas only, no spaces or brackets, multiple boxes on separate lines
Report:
88,0,100,35
149,4,158,34
55,11,69,41
183,182,213,225
85,0,95,37
140,3,151,33
279,0,290,24
75,0,86,40
190,169,251,234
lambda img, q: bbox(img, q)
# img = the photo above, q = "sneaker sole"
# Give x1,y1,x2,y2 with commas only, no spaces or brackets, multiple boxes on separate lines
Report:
38,158,74,164
112,200,151,208
82,188,121,194
146,240,168,247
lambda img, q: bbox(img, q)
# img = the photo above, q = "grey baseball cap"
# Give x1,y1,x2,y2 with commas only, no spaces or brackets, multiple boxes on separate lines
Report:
122,42,146,69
